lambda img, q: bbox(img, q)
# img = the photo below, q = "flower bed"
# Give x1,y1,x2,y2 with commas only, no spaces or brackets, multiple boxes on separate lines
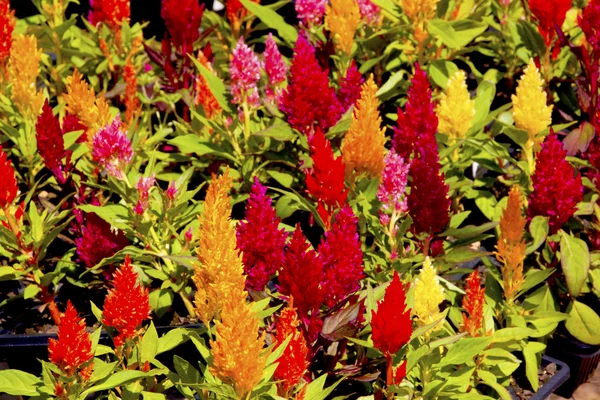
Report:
1,0,600,398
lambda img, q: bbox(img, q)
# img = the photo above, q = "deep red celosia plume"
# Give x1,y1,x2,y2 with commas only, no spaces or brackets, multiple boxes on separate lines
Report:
236,178,288,291
36,99,66,183
279,224,325,320
528,133,583,234
48,301,93,377
305,129,348,228
102,255,151,346
75,212,129,268
337,61,364,111
371,271,412,355
393,64,438,161
461,271,485,337
88,0,130,28
528,0,571,46
273,303,309,395
406,155,450,237
0,146,17,209
161,0,204,55
280,35,343,135
318,206,364,307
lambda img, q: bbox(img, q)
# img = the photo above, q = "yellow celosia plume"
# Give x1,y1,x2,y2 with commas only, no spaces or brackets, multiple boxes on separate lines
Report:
9,34,44,121
62,70,112,143
436,70,475,141
210,286,267,399
496,186,526,304
398,0,440,21
193,169,246,324
512,59,552,150
413,257,445,328
341,75,386,180
325,0,361,56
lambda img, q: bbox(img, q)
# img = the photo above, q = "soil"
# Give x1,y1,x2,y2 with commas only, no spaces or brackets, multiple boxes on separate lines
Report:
510,362,559,400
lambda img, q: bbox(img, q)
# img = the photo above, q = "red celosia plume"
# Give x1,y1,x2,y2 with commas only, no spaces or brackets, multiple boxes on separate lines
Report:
161,0,205,55
88,0,130,28
318,206,364,307
337,61,364,111
371,271,412,355
236,178,288,291
36,99,67,183
75,212,129,268
102,255,151,346
461,271,485,337
48,301,94,377
528,133,583,234
305,129,348,228
274,303,309,395
0,0,15,65
0,146,17,209
528,0,571,46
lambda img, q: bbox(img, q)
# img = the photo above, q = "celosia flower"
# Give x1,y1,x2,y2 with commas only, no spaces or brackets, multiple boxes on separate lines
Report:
341,75,386,180
305,129,348,228
281,36,343,135
528,133,583,234
279,225,326,320
75,212,129,268
193,170,246,324
371,272,412,355
194,50,222,119
236,178,288,291
102,255,151,347
36,100,67,183
393,64,438,161
295,0,327,26
318,206,364,307
528,0,571,46
48,301,93,377
496,186,526,303
225,0,258,34
461,271,485,337
63,70,112,141
0,146,17,209
406,155,450,237
166,180,178,200
161,0,204,55
436,70,475,141
0,0,15,66
88,0,130,28
357,0,381,26
337,61,364,111
210,285,267,399
123,56,140,123
413,257,444,328
398,0,439,21
230,38,261,108
579,0,600,59
9,34,44,121
264,33,287,102
92,117,134,180
325,0,361,56
512,59,552,154
134,174,155,215
377,150,410,227
274,303,309,395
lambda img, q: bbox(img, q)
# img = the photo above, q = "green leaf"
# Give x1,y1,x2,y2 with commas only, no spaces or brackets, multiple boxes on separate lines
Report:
189,57,232,113
173,355,201,384
303,374,343,400
429,60,458,89
0,266,17,281
140,322,159,364
89,359,119,383
427,19,488,49
24,284,41,300
565,300,600,345
439,221,497,239
559,231,590,297
82,371,150,396
503,127,529,149
77,204,131,232
149,289,174,318
168,135,238,163
157,328,193,355
526,216,549,255
0,369,42,396
478,369,512,400
437,337,492,366
240,0,298,45
523,341,545,391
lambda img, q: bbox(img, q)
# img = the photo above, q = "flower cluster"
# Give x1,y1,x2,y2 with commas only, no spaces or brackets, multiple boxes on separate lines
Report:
413,257,445,328
274,303,309,395
0,146,17,209
161,0,204,55
436,70,475,141
92,117,134,180
295,0,327,26
357,0,381,26
528,0,571,46
461,271,485,337
236,178,288,291
134,175,155,215
377,150,410,227
9,34,44,121
75,212,129,268
337,61,364,110
230,38,262,108
88,0,130,28
264,33,287,101
0,0,15,66
325,0,361,56
36,100,67,183
194,50,222,119
580,0,600,59
102,256,151,347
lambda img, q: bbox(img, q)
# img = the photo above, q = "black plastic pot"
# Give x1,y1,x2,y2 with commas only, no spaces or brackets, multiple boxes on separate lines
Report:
510,355,570,400
545,333,600,398
0,324,205,375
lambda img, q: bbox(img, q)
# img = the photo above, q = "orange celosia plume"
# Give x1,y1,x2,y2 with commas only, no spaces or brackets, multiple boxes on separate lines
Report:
274,301,309,396
194,50,222,119
496,186,526,303
123,36,142,125
341,74,386,180
461,271,485,337
9,34,44,121
193,169,245,324
325,0,361,56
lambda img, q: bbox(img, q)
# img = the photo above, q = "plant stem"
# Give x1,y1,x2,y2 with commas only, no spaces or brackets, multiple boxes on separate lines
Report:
179,290,196,318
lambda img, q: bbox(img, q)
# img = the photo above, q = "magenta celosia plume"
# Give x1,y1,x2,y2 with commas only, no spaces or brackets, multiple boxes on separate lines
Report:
337,61,364,111
36,99,66,183
264,33,287,86
230,37,262,108
134,174,155,215
92,117,134,180
377,150,410,226
393,64,438,161
580,0,600,58
318,206,364,307
528,133,584,234
236,178,288,291
295,0,327,26
357,0,381,25
280,35,343,135
161,0,204,55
